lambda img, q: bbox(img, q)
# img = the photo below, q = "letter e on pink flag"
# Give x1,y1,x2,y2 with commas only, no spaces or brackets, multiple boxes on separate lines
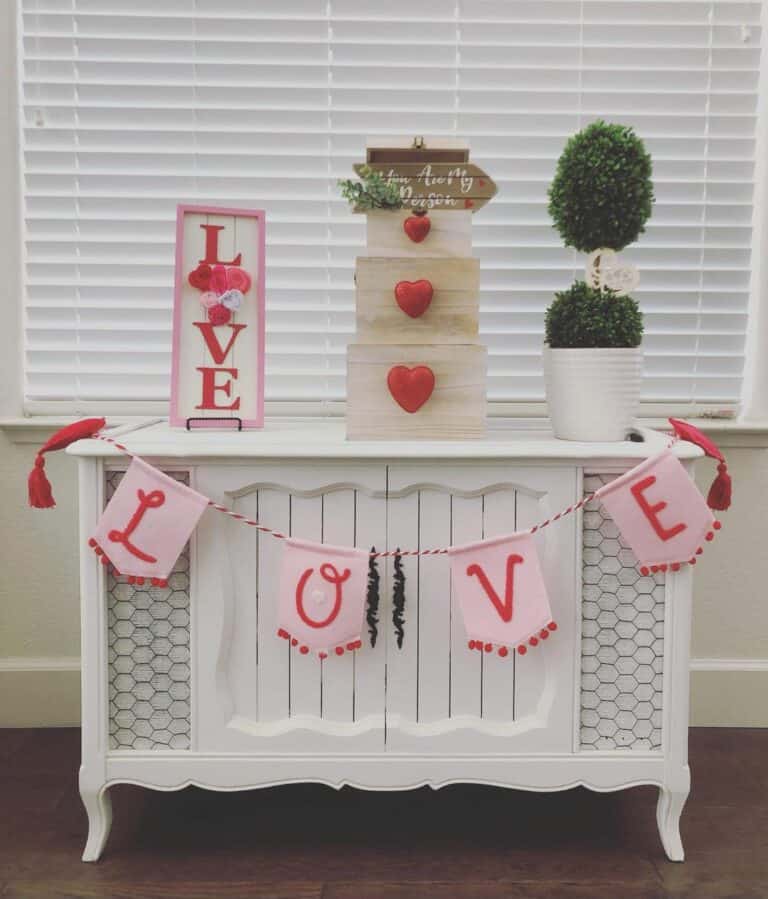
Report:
277,538,369,657
89,457,209,581
448,532,555,654
596,449,717,569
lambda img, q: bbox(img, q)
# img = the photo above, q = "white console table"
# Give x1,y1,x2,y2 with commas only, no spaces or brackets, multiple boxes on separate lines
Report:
68,420,701,862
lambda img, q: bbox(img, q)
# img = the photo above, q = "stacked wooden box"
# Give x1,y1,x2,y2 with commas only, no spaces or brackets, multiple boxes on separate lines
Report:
347,140,494,440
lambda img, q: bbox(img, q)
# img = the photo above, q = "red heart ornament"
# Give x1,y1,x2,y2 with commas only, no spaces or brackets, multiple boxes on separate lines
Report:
188,263,212,291
403,215,431,243
387,365,435,413
394,279,433,318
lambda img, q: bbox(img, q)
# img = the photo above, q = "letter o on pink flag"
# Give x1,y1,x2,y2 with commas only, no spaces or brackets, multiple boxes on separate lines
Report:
278,538,369,654
596,449,716,568
448,532,553,650
90,457,209,579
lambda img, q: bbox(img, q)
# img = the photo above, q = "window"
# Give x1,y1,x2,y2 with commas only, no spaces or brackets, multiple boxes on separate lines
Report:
19,0,762,414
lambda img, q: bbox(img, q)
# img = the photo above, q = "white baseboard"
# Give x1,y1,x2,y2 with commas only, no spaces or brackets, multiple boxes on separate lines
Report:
0,657,81,727
1,656,766,728
689,657,768,727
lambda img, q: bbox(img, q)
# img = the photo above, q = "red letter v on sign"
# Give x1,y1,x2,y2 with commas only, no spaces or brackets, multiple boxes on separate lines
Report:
466,553,523,622
193,322,247,366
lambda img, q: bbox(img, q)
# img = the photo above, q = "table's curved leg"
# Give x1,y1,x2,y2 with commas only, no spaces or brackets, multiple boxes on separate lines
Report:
80,769,112,862
657,779,688,862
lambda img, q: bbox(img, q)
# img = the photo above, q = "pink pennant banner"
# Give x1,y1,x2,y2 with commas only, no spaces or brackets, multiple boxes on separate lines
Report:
277,538,369,659
89,457,209,584
448,532,556,658
596,448,721,573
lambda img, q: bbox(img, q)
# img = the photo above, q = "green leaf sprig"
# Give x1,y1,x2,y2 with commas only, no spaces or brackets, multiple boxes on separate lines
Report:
338,164,403,211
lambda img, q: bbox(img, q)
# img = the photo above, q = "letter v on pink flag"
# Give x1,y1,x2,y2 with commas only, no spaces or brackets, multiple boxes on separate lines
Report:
596,449,716,569
89,457,209,579
278,538,369,657
448,532,553,652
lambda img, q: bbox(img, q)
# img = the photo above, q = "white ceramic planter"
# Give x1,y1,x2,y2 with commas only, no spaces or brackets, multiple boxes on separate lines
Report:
543,346,643,441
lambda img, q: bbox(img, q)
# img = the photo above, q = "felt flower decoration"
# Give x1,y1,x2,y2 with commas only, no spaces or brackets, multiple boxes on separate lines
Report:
210,264,229,295
219,289,244,311
207,303,232,325
188,263,212,291
226,267,252,293
199,291,220,309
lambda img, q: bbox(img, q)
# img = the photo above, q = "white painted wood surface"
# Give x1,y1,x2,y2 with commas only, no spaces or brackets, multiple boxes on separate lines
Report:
72,423,696,863
66,420,702,462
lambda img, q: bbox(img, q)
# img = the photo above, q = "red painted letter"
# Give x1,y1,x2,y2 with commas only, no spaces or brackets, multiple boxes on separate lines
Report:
466,553,523,622
193,322,247,366
630,475,687,541
107,489,165,563
296,563,351,629
196,367,240,410
199,224,242,266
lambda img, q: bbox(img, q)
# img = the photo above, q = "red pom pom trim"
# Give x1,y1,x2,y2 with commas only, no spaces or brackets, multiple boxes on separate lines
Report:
272,628,365,659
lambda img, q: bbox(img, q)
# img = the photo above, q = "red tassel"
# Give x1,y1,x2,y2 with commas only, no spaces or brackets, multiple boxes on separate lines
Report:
669,418,731,512
28,417,105,509
28,456,55,508
707,462,732,511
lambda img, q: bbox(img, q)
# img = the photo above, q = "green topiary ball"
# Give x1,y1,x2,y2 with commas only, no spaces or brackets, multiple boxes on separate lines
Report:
545,280,644,348
548,121,654,253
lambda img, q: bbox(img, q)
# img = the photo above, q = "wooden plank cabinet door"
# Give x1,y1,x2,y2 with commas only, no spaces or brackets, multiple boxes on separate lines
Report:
193,461,387,754
384,463,579,754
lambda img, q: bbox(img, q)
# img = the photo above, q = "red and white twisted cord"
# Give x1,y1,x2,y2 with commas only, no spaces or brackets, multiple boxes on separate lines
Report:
92,431,678,559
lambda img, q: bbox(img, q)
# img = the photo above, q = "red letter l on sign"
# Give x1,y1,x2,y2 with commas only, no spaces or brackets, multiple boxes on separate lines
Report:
199,224,242,266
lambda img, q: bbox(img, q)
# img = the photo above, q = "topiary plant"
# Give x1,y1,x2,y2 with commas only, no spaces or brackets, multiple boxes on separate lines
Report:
548,121,653,253
545,281,643,348
338,164,402,211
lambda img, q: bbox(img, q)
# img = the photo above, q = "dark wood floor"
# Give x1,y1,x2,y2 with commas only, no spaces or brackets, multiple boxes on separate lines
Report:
0,728,766,898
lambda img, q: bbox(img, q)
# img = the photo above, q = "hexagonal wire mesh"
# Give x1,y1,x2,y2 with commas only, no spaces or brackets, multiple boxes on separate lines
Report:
106,470,191,750
580,474,664,751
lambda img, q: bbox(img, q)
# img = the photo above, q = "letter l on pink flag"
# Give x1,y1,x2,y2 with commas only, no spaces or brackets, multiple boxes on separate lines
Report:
89,457,209,582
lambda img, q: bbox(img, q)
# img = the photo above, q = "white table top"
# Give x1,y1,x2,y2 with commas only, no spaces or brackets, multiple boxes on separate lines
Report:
66,418,703,462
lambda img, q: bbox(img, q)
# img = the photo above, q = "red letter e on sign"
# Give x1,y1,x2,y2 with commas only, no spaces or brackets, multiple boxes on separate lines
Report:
630,475,687,542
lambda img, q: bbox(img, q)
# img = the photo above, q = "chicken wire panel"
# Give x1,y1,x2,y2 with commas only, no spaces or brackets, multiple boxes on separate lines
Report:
106,470,191,751
580,474,665,752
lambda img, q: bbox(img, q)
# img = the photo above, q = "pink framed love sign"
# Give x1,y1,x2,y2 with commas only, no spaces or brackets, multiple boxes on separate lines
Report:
170,205,266,429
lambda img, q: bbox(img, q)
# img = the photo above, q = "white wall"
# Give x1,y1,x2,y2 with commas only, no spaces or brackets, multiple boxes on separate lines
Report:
1,427,766,727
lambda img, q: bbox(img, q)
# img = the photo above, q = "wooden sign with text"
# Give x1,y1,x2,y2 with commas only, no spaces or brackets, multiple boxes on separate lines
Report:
170,205,265,428
354,162,497,212
355,138,497,212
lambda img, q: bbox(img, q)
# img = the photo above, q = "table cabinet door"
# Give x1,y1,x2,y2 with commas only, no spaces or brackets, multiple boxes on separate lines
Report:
193,460,578,757
194,461,388,754
384,463,579,754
